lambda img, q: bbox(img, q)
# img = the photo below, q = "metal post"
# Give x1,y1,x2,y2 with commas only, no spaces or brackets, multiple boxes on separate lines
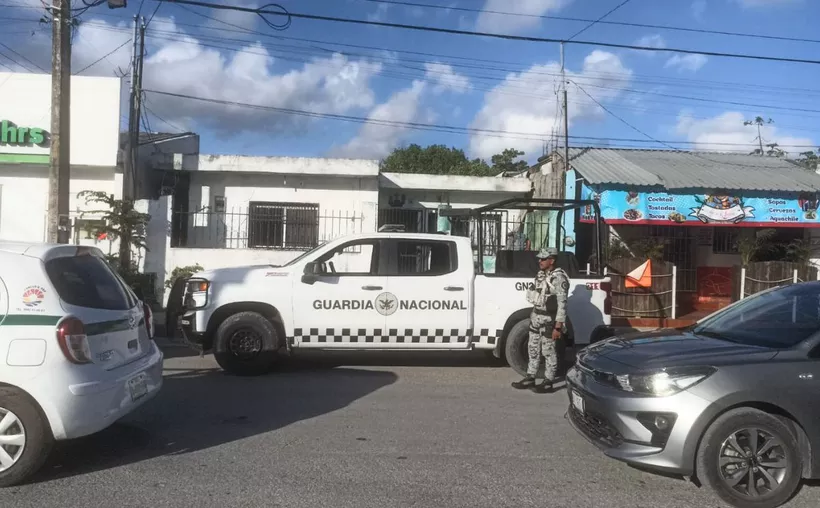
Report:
586,262,591,275
793,269,799,284
47,0,72,244
560,42,569,174
740,267,746,300
671,265,677,320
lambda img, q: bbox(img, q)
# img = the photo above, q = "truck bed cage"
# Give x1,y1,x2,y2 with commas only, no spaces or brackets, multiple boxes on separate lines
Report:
439,198,604,276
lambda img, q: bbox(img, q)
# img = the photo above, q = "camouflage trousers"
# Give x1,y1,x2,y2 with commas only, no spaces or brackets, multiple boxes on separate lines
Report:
527,313,558,381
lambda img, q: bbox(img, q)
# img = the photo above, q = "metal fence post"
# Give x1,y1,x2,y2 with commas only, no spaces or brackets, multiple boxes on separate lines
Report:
672,265,677,320
603,266,608,276
793,269,799,284
586,262,591,275
740,267,746,300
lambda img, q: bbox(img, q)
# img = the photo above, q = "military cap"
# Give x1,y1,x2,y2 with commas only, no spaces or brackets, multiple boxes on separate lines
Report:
537,247,558,259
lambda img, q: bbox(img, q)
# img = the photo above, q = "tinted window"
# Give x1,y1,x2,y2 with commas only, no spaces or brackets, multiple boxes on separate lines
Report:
693,283,820,348
45,255,132,311
390,240,456,276
317,240,378,275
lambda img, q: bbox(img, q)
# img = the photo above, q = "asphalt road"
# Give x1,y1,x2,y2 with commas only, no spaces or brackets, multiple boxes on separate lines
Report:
2,343,819,508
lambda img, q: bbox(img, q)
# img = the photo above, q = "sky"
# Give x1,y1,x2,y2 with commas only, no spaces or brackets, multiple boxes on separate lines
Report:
0,0,818,164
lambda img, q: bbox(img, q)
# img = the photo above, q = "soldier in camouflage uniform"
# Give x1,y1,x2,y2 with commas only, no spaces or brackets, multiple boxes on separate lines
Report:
511,247,570,394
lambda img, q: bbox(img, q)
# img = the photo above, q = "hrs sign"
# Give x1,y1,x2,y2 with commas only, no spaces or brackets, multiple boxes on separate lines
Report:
0,120,49,147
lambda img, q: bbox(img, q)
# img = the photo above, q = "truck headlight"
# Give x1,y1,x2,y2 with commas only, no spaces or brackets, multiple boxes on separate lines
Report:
615,367,715,397
184,278,210,309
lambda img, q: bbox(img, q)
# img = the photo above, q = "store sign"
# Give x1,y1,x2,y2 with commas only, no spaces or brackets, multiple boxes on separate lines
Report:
1,120,49,147
580,183,820,227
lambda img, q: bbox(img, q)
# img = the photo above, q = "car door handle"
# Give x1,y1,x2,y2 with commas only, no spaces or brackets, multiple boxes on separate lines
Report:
444,286,464,291
361,285,383,291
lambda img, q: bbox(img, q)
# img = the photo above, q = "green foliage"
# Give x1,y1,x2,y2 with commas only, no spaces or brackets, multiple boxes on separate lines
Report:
166,264,204,289
490,148,528,174
77,190,150,251
796,150,819,171
380,144,514,177
604,237,666,263
735,228,776,266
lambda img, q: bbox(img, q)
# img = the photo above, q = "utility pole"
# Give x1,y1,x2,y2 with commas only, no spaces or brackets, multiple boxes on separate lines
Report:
120,16,145,270
560,42,569,173
47,0,72,244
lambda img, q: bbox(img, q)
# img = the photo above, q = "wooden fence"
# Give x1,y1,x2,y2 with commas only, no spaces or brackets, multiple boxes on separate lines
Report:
740,261,819,299
606,258,676,319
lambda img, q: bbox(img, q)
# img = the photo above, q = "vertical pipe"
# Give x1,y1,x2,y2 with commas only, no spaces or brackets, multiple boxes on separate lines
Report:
672,265,677,320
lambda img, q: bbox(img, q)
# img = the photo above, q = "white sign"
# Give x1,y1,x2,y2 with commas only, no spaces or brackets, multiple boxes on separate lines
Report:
0,72,121,167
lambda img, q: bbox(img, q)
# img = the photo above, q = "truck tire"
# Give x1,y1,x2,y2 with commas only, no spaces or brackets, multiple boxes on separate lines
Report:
213,311,281,376
504,319,542,378
504,319,569,378
0,387,53,488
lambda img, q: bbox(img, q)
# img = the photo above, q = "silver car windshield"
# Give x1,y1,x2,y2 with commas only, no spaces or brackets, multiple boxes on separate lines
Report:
693,283,820,348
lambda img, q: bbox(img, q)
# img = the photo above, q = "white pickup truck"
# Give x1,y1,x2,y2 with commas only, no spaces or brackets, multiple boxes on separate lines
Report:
178,230,614,376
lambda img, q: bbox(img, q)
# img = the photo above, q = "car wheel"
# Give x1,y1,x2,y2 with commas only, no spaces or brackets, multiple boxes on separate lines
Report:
213,311,281,376
0,387,53,488
696,408,802,508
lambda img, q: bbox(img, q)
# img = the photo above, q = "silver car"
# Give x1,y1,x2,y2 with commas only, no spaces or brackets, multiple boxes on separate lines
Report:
566,281,820,508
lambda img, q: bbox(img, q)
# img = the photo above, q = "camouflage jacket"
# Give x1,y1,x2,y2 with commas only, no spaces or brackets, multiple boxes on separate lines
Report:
526,267,569,324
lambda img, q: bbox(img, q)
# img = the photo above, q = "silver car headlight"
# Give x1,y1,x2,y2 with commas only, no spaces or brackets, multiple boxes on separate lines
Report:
615,366,716,397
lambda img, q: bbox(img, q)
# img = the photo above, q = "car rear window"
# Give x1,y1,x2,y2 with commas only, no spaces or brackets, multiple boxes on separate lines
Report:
45,255,132,311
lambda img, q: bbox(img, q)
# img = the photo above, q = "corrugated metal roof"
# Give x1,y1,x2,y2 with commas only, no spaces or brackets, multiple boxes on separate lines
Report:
568,148,820,193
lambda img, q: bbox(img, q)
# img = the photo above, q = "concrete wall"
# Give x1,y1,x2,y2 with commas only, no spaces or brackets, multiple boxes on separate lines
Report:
0,72,121,167
197,154,379,177
182,171,379,249
0,165,122,247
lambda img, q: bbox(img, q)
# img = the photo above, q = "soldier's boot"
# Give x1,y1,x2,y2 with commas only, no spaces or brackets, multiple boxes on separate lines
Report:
511,376,537,389
532,379,554,394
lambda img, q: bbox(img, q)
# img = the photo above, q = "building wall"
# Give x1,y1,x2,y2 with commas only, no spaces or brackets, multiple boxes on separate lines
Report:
182,171,379,249
0,165,121,246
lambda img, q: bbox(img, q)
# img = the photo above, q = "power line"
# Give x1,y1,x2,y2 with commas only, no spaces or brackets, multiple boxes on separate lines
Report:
72,15,820,99
142,88,819,150
74,38,132,74
0,47,33,72
155,0,820,66
350,0,820,45
566,0,632,41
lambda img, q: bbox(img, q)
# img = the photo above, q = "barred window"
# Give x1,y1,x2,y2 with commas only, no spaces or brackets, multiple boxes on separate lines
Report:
248,202,319,249
713,228,739,254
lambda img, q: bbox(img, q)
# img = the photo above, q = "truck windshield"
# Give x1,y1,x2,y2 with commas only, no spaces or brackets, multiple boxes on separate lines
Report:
281,243,326,267
692,283,820,349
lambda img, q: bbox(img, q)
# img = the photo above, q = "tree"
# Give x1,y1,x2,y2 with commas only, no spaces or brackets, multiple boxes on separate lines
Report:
379,144,494,176
743,116,774,156
77,190,151,276
796,150,819,171
491,148,528,175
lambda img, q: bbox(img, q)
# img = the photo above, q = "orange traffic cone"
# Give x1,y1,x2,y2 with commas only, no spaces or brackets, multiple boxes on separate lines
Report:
625,259,652,289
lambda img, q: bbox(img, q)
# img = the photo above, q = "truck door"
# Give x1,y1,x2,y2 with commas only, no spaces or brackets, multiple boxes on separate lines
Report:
381,237,472,349
291,238,389,348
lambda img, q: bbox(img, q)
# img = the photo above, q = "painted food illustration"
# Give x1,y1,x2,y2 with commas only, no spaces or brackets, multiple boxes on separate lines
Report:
623,209,642,221
704,195,741,210
626,191,639,206
668,212,686,223
806,210,818,220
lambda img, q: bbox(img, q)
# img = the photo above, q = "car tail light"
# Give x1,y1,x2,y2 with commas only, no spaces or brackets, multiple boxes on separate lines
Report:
57,317,91,364
600,281,612,315
143,302,154,340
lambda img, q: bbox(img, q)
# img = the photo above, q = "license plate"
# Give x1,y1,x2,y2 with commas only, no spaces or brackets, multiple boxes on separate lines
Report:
571,390,585,414
128,373,148,402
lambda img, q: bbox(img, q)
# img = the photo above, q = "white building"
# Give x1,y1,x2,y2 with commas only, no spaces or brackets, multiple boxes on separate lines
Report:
0,72,122,246
143,155,532,304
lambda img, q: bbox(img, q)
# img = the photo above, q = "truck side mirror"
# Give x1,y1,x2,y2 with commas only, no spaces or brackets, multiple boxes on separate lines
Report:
302,262,321,284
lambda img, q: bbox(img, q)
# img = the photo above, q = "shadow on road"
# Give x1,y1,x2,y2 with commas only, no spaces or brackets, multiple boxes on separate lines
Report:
29,364,397,484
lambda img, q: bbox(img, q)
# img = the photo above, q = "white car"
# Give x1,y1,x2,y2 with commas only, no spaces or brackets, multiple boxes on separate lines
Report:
176,231,612,376
0,241,164,487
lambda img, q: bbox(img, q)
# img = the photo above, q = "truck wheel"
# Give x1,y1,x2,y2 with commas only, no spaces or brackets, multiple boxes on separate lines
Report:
213,311,281,376
504,319,543,378
696,407,802,508
0,387,53,488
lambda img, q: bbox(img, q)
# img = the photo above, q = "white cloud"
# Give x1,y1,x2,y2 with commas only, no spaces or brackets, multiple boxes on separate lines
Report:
665,53,708,72
367,3,389,21
475,0,572,34
634,34,666,56
691,0,706,19
675,111,814,156
329,81,427,159
468,50,633,159
424,62,472,94
206,0,260,32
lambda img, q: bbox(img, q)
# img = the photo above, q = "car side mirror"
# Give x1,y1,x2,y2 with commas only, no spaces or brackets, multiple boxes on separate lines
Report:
302,262,321,284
